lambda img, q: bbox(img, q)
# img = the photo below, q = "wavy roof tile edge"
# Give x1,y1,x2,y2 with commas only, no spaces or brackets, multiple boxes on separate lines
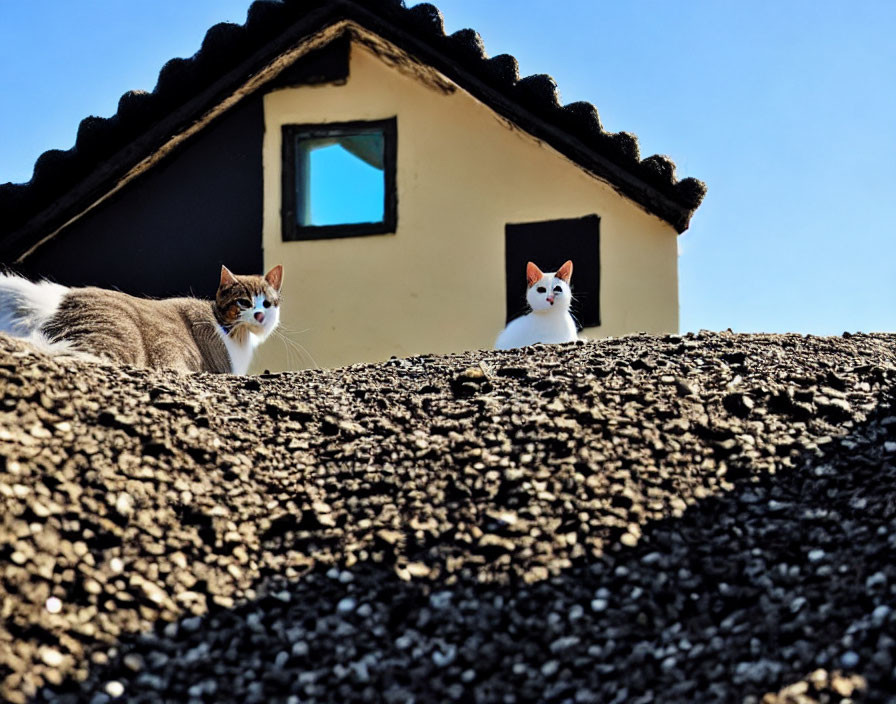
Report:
0,0,707,260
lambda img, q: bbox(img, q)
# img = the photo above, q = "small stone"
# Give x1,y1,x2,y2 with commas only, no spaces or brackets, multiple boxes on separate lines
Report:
840,651,860,669
620,532,638,547
337,597,357,614
429,591,453,610
115,493,134,516
872,605,892,622
807,549,825,563
591,598,608,612
432,644,457,667
123,654,144,672
181,616,202,632
105,681,125,698
45,596,62,614
541,660,559,677
40,648,64,667
550,636,581,653
866,572,887,591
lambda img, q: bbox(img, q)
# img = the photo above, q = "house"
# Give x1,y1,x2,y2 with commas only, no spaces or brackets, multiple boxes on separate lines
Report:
0,0,706,372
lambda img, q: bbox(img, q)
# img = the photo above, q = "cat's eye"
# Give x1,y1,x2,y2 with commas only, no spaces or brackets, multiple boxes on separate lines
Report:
263,300,271,308
536,286,547,293
553,286,562,293
236,298,251,308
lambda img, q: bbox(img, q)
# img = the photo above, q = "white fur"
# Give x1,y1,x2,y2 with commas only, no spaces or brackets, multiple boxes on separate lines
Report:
0,273,87,358
215,295,280,374
0,272,68,337
217,329,260,375
495,271,578,350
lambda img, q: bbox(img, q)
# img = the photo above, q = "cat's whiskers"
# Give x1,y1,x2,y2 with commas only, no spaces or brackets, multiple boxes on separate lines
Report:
272,328,319,370
273,320,311,337
275,330,304,369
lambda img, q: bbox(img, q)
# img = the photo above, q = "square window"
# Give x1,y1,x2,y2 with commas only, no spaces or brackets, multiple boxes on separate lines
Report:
505,215,600,329
281,118,397,240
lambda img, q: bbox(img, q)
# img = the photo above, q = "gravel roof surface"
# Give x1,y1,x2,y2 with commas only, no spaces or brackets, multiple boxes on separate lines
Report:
1,331,895,703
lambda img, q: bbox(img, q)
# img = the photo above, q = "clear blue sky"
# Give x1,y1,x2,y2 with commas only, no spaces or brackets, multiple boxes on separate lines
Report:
1,1,894,335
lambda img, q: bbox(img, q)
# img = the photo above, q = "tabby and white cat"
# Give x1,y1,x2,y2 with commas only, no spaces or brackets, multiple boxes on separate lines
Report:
0,265,282,374
495,260,577,350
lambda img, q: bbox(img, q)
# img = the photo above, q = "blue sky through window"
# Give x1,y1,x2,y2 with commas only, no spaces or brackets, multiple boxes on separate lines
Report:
308,143,384,226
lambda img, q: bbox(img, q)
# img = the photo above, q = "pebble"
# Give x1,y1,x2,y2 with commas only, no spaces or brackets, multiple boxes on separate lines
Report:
104,681,124,698
840,651,860,669
872,605,892,622
541,660,560,677
336,597,357,614
432,645,457,667
40,648,64,668
123,654,144,672
591,598,608,612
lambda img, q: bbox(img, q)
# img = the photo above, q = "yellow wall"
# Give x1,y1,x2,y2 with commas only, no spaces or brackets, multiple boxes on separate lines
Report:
257,35,678,372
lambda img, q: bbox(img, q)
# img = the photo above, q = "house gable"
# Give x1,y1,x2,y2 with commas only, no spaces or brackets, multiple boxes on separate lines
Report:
0,0,706,267
253,38,679,371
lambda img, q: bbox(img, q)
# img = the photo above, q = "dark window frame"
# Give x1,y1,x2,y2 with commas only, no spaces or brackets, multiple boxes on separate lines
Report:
504,214,601,329
281,117,397,241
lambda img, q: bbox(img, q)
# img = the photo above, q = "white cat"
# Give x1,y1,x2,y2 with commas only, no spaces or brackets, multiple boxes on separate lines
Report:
495,260,578,350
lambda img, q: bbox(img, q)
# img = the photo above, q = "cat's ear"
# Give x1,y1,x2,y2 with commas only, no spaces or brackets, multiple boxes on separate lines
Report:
264,264,283,291
526,262,544,288
556,260,573,283
220,265,238,287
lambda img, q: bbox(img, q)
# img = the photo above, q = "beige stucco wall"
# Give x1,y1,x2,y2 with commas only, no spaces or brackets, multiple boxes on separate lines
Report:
256,36,678,372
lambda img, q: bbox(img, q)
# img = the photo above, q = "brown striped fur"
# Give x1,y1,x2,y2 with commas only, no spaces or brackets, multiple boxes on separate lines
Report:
41,266,282,373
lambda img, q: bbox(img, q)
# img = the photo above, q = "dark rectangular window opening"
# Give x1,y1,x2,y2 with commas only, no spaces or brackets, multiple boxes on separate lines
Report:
281,117,397,241
504,214,600,329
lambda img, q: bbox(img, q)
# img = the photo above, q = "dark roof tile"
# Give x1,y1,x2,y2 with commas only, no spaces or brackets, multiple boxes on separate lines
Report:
406,3,445,37
675,177,708,209
603,131,641,165
515,74,561,114
561,101,603,138
0,0,706,260
153,57,197,108
639,153,677,189
74,116,115,156
30,150,75,194
448,28,487,63
484,53,520,86
245,0,290,41
195,23,249,77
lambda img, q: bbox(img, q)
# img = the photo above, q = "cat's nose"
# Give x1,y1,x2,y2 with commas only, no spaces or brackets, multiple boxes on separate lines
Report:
254,311,265,322
546,296,555,304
